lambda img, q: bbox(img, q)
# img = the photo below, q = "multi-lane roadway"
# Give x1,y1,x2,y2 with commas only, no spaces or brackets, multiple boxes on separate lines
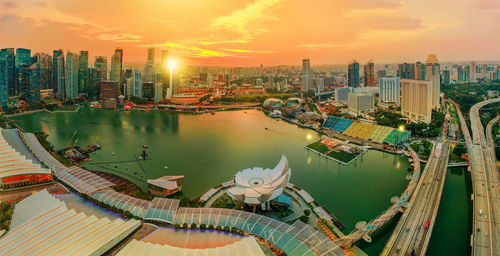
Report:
467,98,500,256
382,139,449,256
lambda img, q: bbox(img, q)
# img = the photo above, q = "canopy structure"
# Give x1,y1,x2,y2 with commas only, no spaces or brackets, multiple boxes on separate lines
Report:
173,207,346,256
90,188,150,218
226,155,291,205
57,166,114,194
0,190,141,256
117,237,265,256
0,129,52,190
144,197,180,223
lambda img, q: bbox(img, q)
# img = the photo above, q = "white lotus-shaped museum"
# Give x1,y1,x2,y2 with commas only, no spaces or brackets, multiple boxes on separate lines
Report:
226,155,291,205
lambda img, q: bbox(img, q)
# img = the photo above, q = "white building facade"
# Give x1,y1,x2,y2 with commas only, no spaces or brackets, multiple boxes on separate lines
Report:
379,77,400,104
347,92,374,117
401,79,433,123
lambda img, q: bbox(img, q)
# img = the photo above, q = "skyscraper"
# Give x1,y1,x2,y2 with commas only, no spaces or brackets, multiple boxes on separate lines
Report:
401,79,433,124
94,56,108,80
302,59,312,91
110,48,123,85
415,62,426,80
398,63,415,79
65,51,79,100
1,48,16,97
132,70,142,98
363,61,376,87
79,50,89,95
56,54,65,99
52,49,63,92
28,61,41,103
424,54,440,109
160,50,169,97
33,53,52,90
379,77,400,104
443,70,450,85
348,61,360,87
147,48,155,63
0,53,8,108
16,48,32,98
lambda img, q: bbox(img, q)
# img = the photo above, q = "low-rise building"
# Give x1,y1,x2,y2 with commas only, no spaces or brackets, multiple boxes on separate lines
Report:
147,175,184,197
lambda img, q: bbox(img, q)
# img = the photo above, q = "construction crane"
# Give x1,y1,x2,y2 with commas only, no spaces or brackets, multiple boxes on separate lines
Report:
65,138,79,157
64,131,78,149
88,135,100,151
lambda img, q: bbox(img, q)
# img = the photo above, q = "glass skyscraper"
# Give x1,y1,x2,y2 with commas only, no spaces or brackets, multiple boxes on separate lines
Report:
348,61,360,87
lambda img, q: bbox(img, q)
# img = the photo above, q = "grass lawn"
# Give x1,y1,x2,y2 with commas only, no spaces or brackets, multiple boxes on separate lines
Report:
307,141,329,154
327,150,357,163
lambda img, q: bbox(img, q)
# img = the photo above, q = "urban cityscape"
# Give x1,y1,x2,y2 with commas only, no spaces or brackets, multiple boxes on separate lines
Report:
0,0,499,255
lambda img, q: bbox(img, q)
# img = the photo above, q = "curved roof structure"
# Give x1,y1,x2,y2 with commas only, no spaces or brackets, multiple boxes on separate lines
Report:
0,190,141,256
263,98,283,108
0,129,51,187
118,237,265,256
226,155,291,205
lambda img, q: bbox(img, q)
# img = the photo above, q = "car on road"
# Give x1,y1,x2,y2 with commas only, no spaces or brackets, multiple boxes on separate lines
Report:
425,220,430,229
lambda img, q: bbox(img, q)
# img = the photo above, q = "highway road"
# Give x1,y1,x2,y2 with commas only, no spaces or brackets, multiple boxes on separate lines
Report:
382,140,449,256
467,98,500,256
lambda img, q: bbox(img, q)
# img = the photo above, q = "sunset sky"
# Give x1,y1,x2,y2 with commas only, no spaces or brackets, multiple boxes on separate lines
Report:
0,0,499,66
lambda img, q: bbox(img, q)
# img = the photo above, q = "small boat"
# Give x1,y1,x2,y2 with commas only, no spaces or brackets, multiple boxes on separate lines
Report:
143,145,149,149
112,152,115,156
164,166,169,170
265,127,268,130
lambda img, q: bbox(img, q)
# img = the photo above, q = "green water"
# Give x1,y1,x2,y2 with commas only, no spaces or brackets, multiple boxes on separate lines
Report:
427,167,472,256
11,108,413,254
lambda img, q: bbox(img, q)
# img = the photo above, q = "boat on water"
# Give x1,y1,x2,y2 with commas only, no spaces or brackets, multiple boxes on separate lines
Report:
164,166,168,170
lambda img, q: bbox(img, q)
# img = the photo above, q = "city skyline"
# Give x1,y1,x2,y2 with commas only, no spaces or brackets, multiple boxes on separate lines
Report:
0,0,499,66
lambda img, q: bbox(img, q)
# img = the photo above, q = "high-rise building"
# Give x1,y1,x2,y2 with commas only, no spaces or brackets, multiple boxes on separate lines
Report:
78,50,89,95
28,62,41,103
379,77,400,104
1,48,16,97
100,80,118,104
348,92,374,117
442,70,450,85
415,62,426,80
401,79,433,124
52,49,63,92
16,48,32,98
363,61,376,87
110,48,123,85
398,63,415,79
132,70,142,98
302,59,313,91
94,56,108,80
425,54,440,109
348,61,360,87
470,62,476,83
33,53,52,90
256,78,263,87
64,51,79,100
144,60,155,83
335,87,351,103
0,53,9,108
154,83,163,103
56,54,65,99
316,76,326,92
148,48,155,63
87,67,100,100
142,82,154,99
160,50,169,97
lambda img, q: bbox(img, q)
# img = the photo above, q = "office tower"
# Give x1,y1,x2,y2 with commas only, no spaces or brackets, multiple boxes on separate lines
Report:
317,77,326,92
160,50,169,97
401,79,433,124
56,54,65,99
16,48,32,98
144,60,155,83
87,68,100,100
1,48,16,97
425,54,440,109
142,82,154,98
100,80,118,104
335,87,351,103
398,63,415,79
65,51,79,100
348,92,374,117
154,83,163,103
94,56,108,80
148,48,155,63
415,62,426,80
302,59,313,91
52,49,63,91
377,70,387,79
379,77,401,104
28,62,41,103
364,61,376,87
0,53,8,108
79,50,89,94
32,53,52,90
132,70,142,98
110,48,123,84
348,61,360,87
443,70,450,85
